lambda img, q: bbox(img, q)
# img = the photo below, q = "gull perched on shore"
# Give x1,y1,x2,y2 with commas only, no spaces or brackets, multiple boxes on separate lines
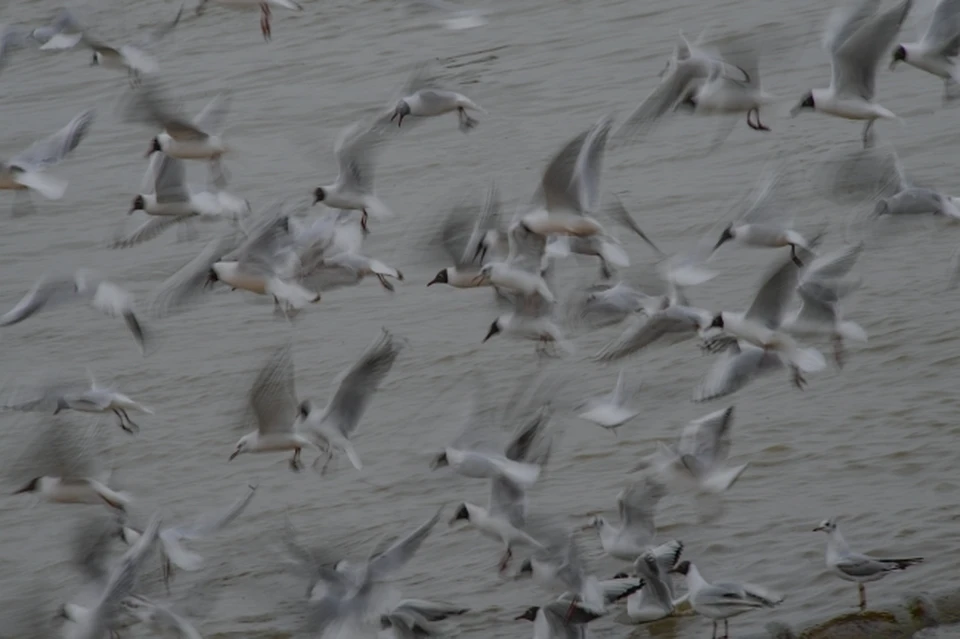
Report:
2,369,152,434
313,119,394,233
790,0,913,148
0,269,148,353
12,418,131,512
295,328,404,474
113,153,249,248
196,0,304,41
813,518,923,610
670,560,784,639
890,0,960,100
0,108,95,211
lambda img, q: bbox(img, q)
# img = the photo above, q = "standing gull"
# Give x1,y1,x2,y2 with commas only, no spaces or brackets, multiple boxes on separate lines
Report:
890,0,960,100
295,328,405,474
670,560,784,639
0,269,147,354
790,0,913,148
813,518,923,610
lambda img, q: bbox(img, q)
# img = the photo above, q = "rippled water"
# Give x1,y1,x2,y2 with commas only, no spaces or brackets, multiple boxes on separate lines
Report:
2,0,960,636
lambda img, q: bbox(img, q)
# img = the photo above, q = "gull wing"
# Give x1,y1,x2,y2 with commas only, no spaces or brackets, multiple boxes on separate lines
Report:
9,109,95,171
368,505,442,580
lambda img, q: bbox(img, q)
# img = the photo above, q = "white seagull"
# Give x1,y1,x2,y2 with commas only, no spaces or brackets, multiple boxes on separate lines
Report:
670,561,784,639
653,406,749,494
890,0,960,100
813,518,923,610
116,152,249,248
295,328,405,474
576,369,640,434
313,120,394,232
0,269,147,354
790,0,913,148
583,477,680,564
427,182,505,289
0,108,95,210
82,4,183,82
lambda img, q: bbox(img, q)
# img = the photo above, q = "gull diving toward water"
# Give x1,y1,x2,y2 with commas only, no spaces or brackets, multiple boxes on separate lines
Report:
114,152,250,249
119,484,257,589
2,368,152,435
195,0,304,41
12,418,132,512
313,119,394,233
81,3,183,84
652,406,749,495
0,269,148,354
890,0,960,100
583,476,682,567
576,369,640,435
0,108,95,212
295,328,405,474
790,0,913,148
446,387,556,572
813,518,923,610
670,560,784,639
120,81,233,188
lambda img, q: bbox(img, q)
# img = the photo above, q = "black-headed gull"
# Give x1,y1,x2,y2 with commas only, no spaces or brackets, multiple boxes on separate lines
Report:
813,518,923,610
790,0,913,148
82,4,183,83
890,0,960,100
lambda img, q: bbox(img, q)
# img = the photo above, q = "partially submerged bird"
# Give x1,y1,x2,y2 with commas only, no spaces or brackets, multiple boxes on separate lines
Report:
813,518,923,610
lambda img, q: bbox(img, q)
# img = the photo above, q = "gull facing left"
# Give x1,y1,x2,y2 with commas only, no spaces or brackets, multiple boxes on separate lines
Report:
890,0,960,99
791,0,913,148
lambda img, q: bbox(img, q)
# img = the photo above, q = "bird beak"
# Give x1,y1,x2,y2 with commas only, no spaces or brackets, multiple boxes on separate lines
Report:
482,327,497,342
579,523,594,532
12,485,31,495
229,450,239,461
812,525,824,532
427,274,443,286
513,614,527,621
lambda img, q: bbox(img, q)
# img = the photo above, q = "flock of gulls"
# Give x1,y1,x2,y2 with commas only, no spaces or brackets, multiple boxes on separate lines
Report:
2,0,959,636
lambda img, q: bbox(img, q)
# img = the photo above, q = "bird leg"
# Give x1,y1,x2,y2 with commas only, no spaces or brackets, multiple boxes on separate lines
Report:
162,556,173,594
861,120,875,149
376,274,395,292
790,365,806,390
858,583,867,611
563,595,581,623
312,448,333,476
289,448,302,472
746,107,770,132
711,620,718,639
833,335,846,370
458,107,478,132
497,546,513,573
789,244,803,267
112,409,139,435
260,3,272,41
723,619,729,639
360,209,369,234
